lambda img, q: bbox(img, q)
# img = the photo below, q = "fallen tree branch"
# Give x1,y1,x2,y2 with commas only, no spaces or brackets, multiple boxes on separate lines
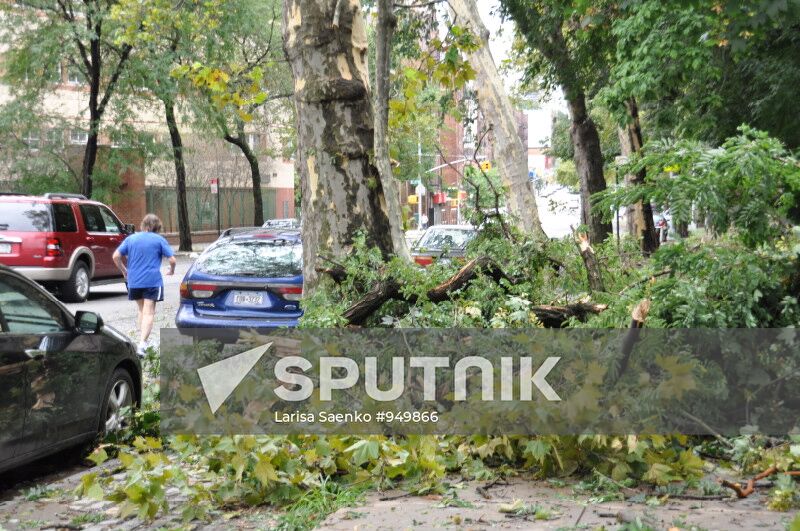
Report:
720,466,800,498
476,477,508,499
530,302,608,328
341,255,607,326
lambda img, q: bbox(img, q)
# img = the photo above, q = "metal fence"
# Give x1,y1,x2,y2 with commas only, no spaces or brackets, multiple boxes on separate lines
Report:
145,186,277,233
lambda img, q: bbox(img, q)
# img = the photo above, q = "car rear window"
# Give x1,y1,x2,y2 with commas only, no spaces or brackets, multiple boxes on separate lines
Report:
52,203,78,232
0,202,52,232
195,239,302,278
416,228,476,250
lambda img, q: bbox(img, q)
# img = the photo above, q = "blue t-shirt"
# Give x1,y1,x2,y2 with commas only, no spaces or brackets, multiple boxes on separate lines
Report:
117,232,174,289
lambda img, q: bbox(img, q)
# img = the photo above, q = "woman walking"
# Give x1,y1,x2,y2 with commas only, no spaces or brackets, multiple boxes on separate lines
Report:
113,214,176,356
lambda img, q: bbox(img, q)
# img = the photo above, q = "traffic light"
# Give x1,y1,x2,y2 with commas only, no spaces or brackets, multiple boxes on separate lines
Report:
479,160,492,172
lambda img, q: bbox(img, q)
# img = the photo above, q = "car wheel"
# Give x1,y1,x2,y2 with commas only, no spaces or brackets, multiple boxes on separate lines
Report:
60,262,91,302
99,369,135,435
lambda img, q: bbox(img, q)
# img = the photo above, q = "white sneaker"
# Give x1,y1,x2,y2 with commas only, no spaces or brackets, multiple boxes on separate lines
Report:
136,343,147,358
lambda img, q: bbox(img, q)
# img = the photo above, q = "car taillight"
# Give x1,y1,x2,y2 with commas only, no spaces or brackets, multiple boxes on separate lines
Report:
271,285,303,301
414,255,434,267
45,237,63,257
182,282,218,299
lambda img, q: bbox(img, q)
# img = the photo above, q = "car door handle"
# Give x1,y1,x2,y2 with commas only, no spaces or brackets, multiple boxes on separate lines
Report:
25,349,45,360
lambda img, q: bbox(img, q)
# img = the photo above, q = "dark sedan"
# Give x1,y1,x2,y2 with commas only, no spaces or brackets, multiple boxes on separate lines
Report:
0,264,141,473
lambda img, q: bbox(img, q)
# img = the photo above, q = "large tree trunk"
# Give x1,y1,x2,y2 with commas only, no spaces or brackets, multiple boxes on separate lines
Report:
224,119,265,226
449,0,547,241
82,111,99,199
283,0,395,292
373,0,410,260
568,95,612,244
618,97,658,255
164,99,193,252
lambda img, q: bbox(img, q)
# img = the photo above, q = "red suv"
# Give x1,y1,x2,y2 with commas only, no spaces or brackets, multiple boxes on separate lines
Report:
0,193,134,302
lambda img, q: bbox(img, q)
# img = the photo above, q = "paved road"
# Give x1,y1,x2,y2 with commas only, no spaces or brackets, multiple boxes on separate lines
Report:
63,256,194,345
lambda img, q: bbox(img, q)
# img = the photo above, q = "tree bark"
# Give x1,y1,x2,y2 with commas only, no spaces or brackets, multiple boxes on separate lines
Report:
617,97,658,255
373,0,411,260
163,99,193,252
224,119,265,226
81,30,102,199
449,0,547,241
283,0,395,292
568,95,612,244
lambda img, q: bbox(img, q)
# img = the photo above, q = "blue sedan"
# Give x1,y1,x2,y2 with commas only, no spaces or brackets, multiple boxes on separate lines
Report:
175,228,302,339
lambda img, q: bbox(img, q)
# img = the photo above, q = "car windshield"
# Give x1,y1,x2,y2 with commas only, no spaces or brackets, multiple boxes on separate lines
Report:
195,239,302,278
415,227,475,250
0,202,52,231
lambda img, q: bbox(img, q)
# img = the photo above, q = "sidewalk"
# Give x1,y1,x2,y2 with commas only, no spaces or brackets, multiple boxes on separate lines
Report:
170,242,211,257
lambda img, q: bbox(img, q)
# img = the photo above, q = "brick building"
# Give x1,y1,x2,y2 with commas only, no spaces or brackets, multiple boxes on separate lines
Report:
0,58,295,239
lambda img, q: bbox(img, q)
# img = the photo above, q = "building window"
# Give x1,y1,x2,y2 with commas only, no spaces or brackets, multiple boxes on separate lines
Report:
22,131,40,150
282,200,289,218
69,129,88,145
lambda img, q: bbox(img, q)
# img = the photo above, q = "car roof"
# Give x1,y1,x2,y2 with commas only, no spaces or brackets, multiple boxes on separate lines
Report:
0,192,106,206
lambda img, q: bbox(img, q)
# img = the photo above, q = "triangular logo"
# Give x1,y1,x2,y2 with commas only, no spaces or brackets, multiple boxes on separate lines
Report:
197,342,272,414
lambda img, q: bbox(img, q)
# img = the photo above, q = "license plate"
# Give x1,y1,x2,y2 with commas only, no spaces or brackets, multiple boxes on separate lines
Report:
232,291,265,306
0,243,11,254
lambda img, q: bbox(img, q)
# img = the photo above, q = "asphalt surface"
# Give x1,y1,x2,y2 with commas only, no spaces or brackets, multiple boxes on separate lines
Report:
63,256,194,345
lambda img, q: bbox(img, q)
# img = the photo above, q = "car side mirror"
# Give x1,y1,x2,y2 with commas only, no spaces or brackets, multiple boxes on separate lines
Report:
75,311,103,334
124,224,136,234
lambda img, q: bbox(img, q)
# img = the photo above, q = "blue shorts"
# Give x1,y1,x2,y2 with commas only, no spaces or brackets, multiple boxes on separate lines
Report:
127,285,164,302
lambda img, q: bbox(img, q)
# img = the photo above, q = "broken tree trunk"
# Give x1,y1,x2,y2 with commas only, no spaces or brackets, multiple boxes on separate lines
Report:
573,230,605,293
338,255,607,326
448,0,547,240
607,298,651,386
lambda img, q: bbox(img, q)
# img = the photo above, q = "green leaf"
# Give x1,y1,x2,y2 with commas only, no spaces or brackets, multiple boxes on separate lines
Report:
88,447,109,466
254,456,279,485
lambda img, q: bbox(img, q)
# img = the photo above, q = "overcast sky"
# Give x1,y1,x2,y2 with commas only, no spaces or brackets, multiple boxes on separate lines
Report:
475,0,565,147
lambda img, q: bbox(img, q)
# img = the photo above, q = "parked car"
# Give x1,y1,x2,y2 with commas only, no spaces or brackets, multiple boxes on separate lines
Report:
176,228,303,341
0,193,135,302
0,264,141,473
410,224,477,267
262,218,300,230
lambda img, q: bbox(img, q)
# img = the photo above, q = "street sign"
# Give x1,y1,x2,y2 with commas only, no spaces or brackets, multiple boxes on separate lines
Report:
415,183,426,196
210,178,219,194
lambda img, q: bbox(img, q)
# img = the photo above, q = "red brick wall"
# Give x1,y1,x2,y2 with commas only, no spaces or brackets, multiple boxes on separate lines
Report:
107,150,147,226
274,187,296,219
